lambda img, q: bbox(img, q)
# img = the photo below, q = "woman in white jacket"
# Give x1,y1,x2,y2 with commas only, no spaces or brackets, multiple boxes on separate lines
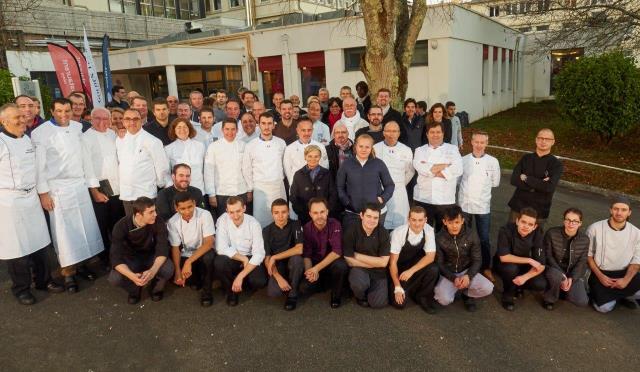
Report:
164,118,206,193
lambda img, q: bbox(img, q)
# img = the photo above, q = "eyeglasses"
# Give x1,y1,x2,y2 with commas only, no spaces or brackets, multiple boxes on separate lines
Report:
536,137,555,142
123,117,141,122
564,219,581,225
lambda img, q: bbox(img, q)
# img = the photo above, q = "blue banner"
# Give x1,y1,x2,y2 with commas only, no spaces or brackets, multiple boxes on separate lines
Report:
102,34,113,103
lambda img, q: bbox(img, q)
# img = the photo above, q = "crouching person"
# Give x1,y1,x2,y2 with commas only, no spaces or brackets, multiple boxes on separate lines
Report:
434,206,493,312
263,199,304,311
542,208,589,310
214,196,267,306
343,203,390,308
168,192,216,307
388,206,439,313
109,197,174,304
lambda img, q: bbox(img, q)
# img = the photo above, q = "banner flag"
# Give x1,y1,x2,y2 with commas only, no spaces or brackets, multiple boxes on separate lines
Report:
83,27,104,108
102,34,113,103
46,43,83,98
66,40,93,104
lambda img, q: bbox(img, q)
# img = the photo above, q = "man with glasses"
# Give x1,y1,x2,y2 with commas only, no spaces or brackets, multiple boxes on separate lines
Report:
508,128,563,227
542,208,589,310
355,106,385,144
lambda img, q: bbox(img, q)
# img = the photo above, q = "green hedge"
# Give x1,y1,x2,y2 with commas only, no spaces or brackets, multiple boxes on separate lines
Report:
554,52,640,143
0,69,14,105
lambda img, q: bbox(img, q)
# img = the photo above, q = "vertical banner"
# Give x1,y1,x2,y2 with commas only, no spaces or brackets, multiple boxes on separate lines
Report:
47,43,83,98
83,27,104,108
66,41,93,104
102,34,113,103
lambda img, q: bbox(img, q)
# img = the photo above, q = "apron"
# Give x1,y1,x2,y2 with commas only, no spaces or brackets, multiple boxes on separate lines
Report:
398,228,426,271
589,269,640,306
0,189,51,259
379,147,411,230
253,180,286,228
48,178,104,267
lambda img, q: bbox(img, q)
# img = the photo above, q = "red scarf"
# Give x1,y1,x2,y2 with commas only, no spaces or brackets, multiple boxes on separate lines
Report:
328,111,342,131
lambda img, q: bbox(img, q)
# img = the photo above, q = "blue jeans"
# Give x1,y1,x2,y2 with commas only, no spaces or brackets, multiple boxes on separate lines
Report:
464,213,491,270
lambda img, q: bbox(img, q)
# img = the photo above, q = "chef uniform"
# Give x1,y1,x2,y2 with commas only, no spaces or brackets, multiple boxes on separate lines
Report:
0,127,55,298
116,128,170,216
31,119,104,273
194,126,217,149
374,141,414,230
283,139,329,220
204,137,249,217
164,138,206,193
242,135,287,227
212,120,245,141
83,127,124,259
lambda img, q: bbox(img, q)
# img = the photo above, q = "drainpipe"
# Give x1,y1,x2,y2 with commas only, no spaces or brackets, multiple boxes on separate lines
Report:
513,35,523,107
281,34,292,96
245,0,256,29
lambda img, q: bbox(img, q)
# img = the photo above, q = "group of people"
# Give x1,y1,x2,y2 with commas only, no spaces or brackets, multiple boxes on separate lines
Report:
0,82,638,316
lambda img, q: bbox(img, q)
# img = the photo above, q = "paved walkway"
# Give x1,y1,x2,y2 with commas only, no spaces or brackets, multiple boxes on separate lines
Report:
1,177,639,371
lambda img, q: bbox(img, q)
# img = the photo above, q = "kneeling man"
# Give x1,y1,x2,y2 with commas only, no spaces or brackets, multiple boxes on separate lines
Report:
263,199,304,310
214,196,267,306
434,206,493,312
343,203,390,308
168,192,216,307
109,197,174,304
389,206,439,313
587,198,640,313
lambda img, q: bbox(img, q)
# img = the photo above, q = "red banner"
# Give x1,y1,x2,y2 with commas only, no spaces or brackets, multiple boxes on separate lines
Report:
66,41,92,104
47,43,83,98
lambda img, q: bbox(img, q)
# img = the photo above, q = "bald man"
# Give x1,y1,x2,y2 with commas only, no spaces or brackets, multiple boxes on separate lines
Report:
508,129,563,226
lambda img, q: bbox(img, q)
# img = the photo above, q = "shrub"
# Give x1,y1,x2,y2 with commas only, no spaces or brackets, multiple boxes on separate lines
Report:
0,69,14,105
554,52,640,144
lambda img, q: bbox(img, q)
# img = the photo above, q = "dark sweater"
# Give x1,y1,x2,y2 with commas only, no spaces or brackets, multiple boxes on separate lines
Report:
508,152,564,219
336,156,395,214
354,126,384,143
110,216,169,267
326,139,353,181
143,120,172,146
289,166,338,225
382,107,403,127
399,113,426,152
497,222,545,264
156,186,204,221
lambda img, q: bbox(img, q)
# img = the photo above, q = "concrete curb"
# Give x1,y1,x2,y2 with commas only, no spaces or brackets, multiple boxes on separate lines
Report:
501,169,640,203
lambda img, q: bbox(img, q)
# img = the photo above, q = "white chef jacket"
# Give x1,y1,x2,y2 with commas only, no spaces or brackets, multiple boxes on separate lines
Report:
194,126,217,149
167,207,215,258
390,224,436,255
204,138,248,196
335,115,369,141
412,142,463,205
242,135,286,189
374,141,414,229
116,129,170,201
215,212,265,266
164,138,206,193
0,131,51,259
283,139,329,184
212,120,245,141
457,153,500,215
241,128,261,144
312,120,331,146
82,127,120,195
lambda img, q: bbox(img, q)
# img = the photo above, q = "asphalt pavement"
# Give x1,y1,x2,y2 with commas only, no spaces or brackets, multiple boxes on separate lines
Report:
1,176,639,371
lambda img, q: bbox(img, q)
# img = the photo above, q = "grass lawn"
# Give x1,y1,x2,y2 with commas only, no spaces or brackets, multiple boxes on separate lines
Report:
463,101,640,196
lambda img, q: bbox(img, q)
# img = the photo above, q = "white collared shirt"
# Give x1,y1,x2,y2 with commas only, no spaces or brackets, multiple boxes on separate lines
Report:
194,126,217,149
215,213,265,265
242,135,286,189
167,207,215,257
283,139,329,183
204,138,248,196
412,142,462,205
390,224,436,254
83,128,120,195
458,153,500,215
312,120,331,145
587,220,640,271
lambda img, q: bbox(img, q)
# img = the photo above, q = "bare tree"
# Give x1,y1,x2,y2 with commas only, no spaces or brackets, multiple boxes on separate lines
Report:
358,1,429,108
0,0,41,69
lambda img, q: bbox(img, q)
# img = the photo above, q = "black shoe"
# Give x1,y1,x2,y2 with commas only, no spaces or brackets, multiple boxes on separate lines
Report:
17,291,36,305
200,294,213,307
515,288,524,299
151,291,164,302
543,301,555,311
284,297,297,311
64,276,78,294
502,300,515,311
128,294,141,305
463,295,477,312
226,293,239,307
330,296,341,309
619,298,639,310
419,299,437,314
77,267,97,281
356,298,369,308
36,281,65,294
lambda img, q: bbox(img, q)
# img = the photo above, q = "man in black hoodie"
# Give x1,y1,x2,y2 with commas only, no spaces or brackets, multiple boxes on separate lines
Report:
434,206,493,312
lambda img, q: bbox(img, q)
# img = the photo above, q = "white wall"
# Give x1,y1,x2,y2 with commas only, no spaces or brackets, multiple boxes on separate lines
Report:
7,51,55,77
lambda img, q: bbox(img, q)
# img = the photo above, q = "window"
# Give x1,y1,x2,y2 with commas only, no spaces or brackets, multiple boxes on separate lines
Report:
550,48,584,94
537,25,549,31
518,27,532,33
482,45,488,95
505,4,512,15
153,0,165,17
108,0,124,13
298,52,326,104
344,47,365,72
175,66,243,99
123,0,136,14
411,40,428,66
489,6,500,17
230,0,243,7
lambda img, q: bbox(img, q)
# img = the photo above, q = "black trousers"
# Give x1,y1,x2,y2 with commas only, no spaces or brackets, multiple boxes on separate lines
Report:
179,251,216,296
108,256,174,296
5,246,52,296
495,262,547,301
413,201,455,233
302,258,349,300
390,262,439,308
92,195,125,263
213,255,267,294
267,256,304,298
